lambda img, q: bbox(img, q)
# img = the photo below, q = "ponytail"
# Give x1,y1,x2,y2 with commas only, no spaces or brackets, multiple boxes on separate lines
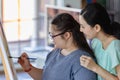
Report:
111,22,120,39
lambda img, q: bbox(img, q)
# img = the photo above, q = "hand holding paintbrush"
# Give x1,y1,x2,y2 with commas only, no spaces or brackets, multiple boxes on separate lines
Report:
17,52,34,72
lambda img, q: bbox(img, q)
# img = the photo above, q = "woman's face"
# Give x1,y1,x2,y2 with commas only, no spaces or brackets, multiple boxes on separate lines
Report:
79,15,97,40
49,24,66,48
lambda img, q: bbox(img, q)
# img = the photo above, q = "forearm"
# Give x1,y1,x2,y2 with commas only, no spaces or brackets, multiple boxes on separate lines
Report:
93,65,119,80
116,65,120,79
27,65,43,80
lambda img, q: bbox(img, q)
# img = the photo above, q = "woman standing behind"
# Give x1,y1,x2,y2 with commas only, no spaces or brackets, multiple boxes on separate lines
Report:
18,13,96,80
79,3,120,80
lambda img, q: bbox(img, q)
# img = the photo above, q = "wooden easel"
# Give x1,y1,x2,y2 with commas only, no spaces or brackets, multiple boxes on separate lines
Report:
0,48,18,80
0,21,18,80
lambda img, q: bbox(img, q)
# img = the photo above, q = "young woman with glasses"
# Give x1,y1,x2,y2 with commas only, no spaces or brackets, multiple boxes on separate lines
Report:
18,13,96,80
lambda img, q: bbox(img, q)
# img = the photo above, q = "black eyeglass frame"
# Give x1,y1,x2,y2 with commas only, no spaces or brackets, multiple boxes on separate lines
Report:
49,31,65,39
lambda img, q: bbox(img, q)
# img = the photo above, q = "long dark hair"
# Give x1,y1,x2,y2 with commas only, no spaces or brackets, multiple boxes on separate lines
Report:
80,3,120,39
51,13,95,58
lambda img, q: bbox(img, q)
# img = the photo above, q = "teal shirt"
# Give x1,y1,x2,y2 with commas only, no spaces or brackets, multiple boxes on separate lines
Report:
91,38,120,80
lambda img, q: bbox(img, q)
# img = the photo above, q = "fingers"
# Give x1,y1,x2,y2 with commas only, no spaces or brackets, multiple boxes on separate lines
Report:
21,52,28,59
17,52,32,71
80,55,91,67
80,55,97,71
80,55,88,63
80,55,91,59
18,52,29,65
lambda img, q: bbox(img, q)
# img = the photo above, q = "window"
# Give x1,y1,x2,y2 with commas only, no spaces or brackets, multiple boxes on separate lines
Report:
2,0,36,41
1,0,56,63
2,0,37,61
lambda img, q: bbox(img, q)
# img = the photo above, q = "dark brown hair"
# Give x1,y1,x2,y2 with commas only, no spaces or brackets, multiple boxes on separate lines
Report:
52,13,95,58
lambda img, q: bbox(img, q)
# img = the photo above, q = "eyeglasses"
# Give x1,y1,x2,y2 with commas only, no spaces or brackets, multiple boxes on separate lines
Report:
49,32,65,39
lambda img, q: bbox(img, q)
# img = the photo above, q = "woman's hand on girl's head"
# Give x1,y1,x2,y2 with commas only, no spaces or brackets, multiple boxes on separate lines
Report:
80,55,98,72
18,52,31,71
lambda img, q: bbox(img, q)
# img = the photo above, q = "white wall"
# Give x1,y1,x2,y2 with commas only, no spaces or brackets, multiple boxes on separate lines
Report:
64,0,81,9
56,0,64,7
